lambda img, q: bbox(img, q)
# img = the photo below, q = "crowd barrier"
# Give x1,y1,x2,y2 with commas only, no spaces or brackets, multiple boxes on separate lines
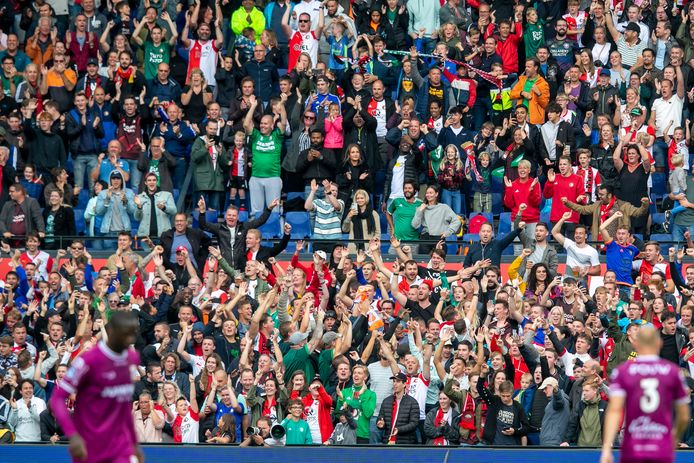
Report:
2,445,694,463
3,445,694,463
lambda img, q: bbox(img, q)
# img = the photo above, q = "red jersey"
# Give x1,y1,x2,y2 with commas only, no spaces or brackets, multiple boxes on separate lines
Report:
543,173,586,223
288,31,318,72
503,177,541,222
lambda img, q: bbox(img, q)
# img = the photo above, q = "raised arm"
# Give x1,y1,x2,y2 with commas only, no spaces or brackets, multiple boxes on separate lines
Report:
600,210,623,242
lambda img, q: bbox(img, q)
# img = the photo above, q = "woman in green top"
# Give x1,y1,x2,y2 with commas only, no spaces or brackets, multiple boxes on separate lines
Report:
334,365,376,444
244,94,287,217
524,8,544,62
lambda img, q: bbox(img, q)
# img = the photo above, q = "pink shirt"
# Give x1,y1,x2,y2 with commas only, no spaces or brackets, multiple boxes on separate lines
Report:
323,116,344,149
51,342,140,463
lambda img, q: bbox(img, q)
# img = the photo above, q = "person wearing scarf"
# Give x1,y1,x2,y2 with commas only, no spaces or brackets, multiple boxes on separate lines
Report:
424,391,461,445
342,188,380,253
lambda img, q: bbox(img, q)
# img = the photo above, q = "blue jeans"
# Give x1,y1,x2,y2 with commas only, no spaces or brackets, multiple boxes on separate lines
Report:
672,223,694,243
653,138,669,172
441,188,462,215
72,155,98,193
369,415,383,444
125,159,141,192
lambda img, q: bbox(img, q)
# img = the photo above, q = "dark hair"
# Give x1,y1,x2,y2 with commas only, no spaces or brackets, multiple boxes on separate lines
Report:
527,263,552,294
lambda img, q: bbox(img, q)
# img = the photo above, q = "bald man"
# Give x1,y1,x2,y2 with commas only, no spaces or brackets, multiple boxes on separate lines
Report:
601,326,690,463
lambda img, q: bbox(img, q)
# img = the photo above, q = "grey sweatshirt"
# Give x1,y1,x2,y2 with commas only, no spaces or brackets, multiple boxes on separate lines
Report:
411,203,462,237
539,389,571,446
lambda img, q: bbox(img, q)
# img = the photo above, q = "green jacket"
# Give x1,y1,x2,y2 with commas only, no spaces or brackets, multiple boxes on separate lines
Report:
246,382,289,426
335,385,376,440
606,310,637,376
191,137,230,192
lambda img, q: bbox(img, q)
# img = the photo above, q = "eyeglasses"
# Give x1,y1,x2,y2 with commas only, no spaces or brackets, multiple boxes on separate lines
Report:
304,115,315,120
299,19,310,23
54,60,64,64
109,299,119,304
71,246,84,250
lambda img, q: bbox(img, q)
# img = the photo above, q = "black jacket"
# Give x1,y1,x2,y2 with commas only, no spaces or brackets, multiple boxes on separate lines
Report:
24,120,67,173
39,408,66,442
343,106,381,173
295,146,337,183
41,205,76,249
377,393,420,444
159,227,211,271
237,232,290,270
198,206,272,270
477,376,531,445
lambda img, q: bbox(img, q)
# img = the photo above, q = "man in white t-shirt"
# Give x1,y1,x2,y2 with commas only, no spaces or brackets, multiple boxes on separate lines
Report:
177,325,221,376
552,212,600,284
649,63,685,173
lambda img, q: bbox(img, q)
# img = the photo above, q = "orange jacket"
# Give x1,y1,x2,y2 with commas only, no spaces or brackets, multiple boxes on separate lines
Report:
26,37,54,67
509,75,550,125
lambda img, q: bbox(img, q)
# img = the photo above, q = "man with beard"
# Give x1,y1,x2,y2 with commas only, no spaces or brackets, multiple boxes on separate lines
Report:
547,19,576,74
387,180,422,252
296,130,336,198
605,17,647,70
383,136,421,213
190,120,228,213
180,17,223,87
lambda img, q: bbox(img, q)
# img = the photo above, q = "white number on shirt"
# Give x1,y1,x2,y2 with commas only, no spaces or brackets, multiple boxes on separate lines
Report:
640,378,660,413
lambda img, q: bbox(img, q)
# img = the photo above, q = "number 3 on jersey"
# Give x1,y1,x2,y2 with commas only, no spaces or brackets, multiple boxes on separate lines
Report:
640,378,660,413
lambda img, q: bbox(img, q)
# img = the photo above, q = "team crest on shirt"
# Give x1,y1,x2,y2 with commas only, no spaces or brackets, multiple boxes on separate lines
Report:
569,183,574,187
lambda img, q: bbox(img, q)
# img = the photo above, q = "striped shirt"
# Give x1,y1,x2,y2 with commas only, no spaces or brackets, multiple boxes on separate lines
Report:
616,36,646,68
312,198,344,240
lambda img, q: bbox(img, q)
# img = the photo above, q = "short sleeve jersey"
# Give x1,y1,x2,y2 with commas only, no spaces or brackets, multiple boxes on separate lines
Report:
610,355,689,462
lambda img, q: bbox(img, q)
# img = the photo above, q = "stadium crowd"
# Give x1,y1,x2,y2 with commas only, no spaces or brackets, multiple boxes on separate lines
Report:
1,0,694,450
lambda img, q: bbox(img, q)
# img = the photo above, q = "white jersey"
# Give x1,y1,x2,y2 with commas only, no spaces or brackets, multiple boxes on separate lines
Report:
405,373,430,420
173,410,199,443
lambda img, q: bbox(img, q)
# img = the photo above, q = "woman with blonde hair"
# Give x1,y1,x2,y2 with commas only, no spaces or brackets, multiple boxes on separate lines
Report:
261,29,282,68
181,67,213,125
342,188,380,252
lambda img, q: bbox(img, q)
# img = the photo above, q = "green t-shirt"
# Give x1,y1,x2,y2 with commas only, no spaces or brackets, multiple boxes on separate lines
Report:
250,128,283,178
143,40,171,81
388,197,423,241
318,348,334,384
524,22,544,62
281,417,313,445
282,344,315,384
335,385,376,440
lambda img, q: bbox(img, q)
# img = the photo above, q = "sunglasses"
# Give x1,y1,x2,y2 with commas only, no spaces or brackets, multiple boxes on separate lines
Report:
304,115,316,120
299,19,310,23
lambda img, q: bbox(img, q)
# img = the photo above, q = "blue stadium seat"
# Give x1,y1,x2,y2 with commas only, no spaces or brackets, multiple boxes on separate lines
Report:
651,213,665,228
238,210,249,222
285,212,311,239
74,209,85,235
445,235,458,256
498,212,512,235
379,209,389,233
191,210,217,228
650,234,673,254
380,233,391,254
650,173,667,198
540,208,551,225
258,213,282,238
77,189,90,209
460,233,479,256
286,192,306,202
491,193,503,215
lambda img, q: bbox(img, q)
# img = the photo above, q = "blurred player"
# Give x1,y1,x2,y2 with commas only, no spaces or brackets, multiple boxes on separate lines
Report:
50,311,144,463
600,326,690,463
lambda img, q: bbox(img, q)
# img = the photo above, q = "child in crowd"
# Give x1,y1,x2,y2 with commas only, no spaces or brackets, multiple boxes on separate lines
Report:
466,148,494,213
664,121,690,172
227,130,248,211
324,102,344,149
666,153,687,229
325,19,352,79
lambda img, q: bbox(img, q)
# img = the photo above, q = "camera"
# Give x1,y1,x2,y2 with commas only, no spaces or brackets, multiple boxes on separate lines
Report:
270,424,285,440
247,427,261,436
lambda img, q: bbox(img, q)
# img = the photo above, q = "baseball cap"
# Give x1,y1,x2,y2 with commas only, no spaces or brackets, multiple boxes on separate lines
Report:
176,245,187,253
192,322,205,333
630,107,643,116
322,331,342,344
390,372,407,382
110,170,123,179
314,250,327,260
87,58,98,66
538,377,559,390
599,68,611,76
288,331,309,345
625,22,641,33
325,310,337,319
